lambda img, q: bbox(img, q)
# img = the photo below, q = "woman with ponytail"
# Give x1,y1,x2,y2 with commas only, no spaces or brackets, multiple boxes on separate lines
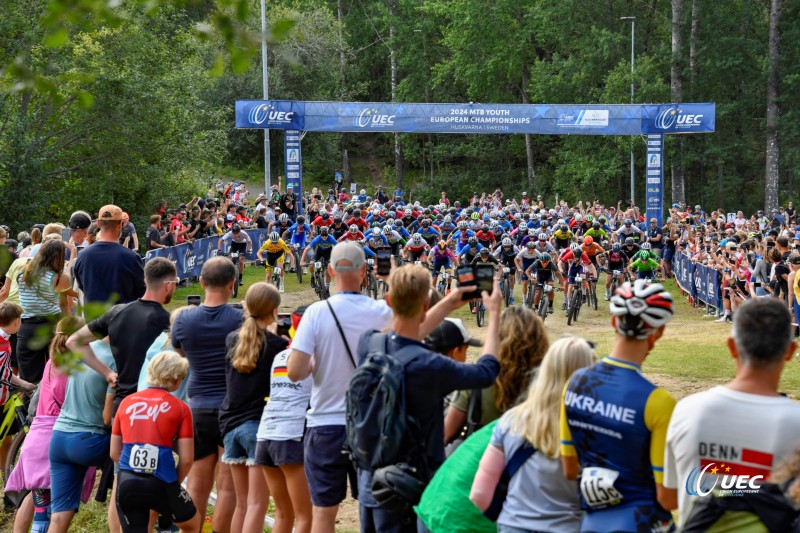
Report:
8,315,83,533
218,282,288,533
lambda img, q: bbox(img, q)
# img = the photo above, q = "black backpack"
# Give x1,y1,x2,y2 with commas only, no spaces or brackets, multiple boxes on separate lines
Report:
346,331,421,471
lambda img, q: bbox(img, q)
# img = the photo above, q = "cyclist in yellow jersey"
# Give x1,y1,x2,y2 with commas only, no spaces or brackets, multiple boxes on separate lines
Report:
257,232,293,291
552,223,574,251
560,280,676,533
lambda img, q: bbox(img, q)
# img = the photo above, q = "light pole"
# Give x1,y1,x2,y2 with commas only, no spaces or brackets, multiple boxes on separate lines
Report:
260,0,272,194
621,16,635,205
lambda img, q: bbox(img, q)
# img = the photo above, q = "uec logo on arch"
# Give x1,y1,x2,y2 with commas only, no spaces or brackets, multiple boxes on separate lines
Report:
656,107,704,130
355,108,396,128
248,104,295,125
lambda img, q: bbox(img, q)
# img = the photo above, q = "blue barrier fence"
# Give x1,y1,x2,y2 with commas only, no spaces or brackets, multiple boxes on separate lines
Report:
673,252,722,312
144,230,272,280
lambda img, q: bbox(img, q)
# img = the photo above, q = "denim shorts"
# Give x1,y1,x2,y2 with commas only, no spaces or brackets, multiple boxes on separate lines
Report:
221,420,260,466
49,430,111,513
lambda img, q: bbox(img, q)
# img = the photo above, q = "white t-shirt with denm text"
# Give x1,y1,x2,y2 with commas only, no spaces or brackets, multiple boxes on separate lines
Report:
664,386,800,528
290,292,392,427
256,348,312,441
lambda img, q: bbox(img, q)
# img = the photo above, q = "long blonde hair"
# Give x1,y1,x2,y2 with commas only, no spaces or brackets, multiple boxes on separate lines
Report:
231,282,280,373
509,335,596,458
495,306,548,412
50,315,86,361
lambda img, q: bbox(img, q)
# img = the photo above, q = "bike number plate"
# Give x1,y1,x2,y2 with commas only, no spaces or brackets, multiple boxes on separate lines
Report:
230,253,240,259
580,467,623,508
575,275,583,282
314,262,322,269
274,267,282,275
129,444,159,474
544,285,553,293
367,259,374,265
503,267,511,274
613,270,621,276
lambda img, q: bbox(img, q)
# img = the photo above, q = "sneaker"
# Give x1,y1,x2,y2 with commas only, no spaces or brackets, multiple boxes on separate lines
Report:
561,302,567,311
715,314,729,323
279,280,285,294
509,296,515,305
471,306,476,314
604,293,610,301
239,280,244,286
548,305,554,314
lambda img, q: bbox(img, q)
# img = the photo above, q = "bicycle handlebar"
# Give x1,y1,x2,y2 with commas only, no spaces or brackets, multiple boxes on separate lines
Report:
0,380,34,395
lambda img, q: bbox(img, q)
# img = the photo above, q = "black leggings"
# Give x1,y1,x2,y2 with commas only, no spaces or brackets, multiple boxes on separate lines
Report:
16,315,58,383
116,471,196,533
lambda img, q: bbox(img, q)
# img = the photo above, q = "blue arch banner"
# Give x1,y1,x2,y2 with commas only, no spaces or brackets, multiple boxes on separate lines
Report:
235,100,715,136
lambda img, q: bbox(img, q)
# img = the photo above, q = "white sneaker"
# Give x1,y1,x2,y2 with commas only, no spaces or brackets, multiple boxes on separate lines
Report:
715,314,729,323
280,279,285,293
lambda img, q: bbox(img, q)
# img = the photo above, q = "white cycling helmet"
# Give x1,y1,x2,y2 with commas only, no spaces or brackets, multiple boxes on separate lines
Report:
382,225,393,235
609,280,674,339
444,215,452,223
269,232,279,243
349,224,358,233
458,221,468,230
412,233,423,244
641,242,652,251
360,189,366,195
569,242,581,252
501,238,513,247
279,213,288,223
538,232,548,241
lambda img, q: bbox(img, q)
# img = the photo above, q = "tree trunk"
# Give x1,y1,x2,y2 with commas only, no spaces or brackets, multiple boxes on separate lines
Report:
689,0,699,88
765,0,783,211
337,0,350,186
389,0,404,191
520,67,535,190
670,0,685,205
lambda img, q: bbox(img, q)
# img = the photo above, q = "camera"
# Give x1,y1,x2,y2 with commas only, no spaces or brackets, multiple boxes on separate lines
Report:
456,264,495,300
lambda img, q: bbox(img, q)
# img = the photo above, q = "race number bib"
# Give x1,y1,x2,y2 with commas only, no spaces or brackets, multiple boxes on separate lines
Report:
129,444,160,474
580,467,623,508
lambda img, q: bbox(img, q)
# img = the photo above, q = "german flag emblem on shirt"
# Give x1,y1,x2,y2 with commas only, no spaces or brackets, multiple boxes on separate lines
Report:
273,366,288,378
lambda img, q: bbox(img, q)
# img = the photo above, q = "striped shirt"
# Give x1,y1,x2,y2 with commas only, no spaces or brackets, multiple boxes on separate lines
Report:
18,270,60,319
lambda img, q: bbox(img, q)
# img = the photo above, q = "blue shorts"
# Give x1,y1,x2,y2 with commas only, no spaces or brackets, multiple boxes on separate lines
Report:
431,258,451,275
568,264,586,285
663,248,675,263
304,425,356,507
291,234,308,247
49,430,111,513
520,259,535,281
637,270,655,280
222,420,259,466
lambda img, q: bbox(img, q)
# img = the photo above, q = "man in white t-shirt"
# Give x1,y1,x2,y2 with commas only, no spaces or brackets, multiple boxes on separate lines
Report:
287,242,393,533
664,297,800,529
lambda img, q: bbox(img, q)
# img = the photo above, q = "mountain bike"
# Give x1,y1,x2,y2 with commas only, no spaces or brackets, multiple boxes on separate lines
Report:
587,275,598,310
435,271,450,297
499,267,513,307
218,251,239,298
567,272,588,326
364,259,378,299
310,258,330,300
291,243,303,284
0,381,35,492
606,268,624,300
475,300,486,327
269,264,283,292
535,284,556,322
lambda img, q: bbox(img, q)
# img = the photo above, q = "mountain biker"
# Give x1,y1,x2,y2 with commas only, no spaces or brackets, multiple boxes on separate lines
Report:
111,351,199,533
268,213,292,239
311,209,333,233
346,209,369,232
580,235,606,271
475,225,496,250
338,224,365,243
301,226,338,291
558,243,593,313
287,215,312,250
552,223,573,251
621,237,640,263
628,250,660,280
447,221,476,251
604,242,629,301
428,241,458,292
383,224,406,257
458,237,484,265
515,241,540,303
217,226,250,288
524,252,559,313
330,215,348,240
471,247,500,268
615,218,644,244
366,228,389,253
493,238,519,304
560,280,676,533
583,221,609,242
257,232,293,293
403,233,431,263
417,219,441,247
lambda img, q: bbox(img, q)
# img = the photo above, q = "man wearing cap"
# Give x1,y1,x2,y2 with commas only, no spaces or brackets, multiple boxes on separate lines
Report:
68,210,92,253
426,317,481,363
286,241,393,532
73,205,145,307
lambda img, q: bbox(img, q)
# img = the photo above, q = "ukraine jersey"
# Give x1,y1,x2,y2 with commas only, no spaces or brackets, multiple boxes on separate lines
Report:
560,356,676,532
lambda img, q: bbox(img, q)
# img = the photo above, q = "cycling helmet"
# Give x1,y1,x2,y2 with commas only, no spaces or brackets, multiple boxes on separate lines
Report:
624,219,633,226
354,209,362,217
320,226,329,235
481,224,490,233
421,219,430,227
637,250,651,261
479,247,490,256
540,252,551,262
559,223,568,232
468,237,478,246
574,213,583,222
612,242,621,252
296,215,305,224
458,221,468,230
269,231,279,243
498,212,507,220
641,242,652,251
319,209,328,216
360,189,366,195
333,215,342,223
423,208,431,216
279,214,289,223
522,213,530,220
585,215,593,222
592,222,601,229
569,243,581,252
436,214,443,221
471,212,480,220
584,236,594,245
454,201,461,208
394,219,403,228
609,280,674,339
601,240,609,248
625,237,635,246
437,240,446,249
232,224,242,233
538,232,547,241
349,224,358,234
382,225,393,235
412,233,423,244
501,238,513,247
372,209,380,217
527,229,536,237
372,228,382,238
526,241,536,249
540,220,549,228
444,215,452,224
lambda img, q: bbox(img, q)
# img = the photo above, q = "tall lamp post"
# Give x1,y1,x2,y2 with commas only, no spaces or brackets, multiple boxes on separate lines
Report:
621,16,635,205
261,0,272,194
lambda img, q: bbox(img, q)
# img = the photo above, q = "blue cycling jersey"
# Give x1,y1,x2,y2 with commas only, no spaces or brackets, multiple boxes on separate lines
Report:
308,235,338,250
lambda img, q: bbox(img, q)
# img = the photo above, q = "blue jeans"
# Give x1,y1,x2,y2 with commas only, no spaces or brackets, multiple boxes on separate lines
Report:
222,420,259,466
359,503,415,533
49,430,110,513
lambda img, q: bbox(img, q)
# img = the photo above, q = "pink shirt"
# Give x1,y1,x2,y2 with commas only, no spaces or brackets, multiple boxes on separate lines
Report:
38,360,67,417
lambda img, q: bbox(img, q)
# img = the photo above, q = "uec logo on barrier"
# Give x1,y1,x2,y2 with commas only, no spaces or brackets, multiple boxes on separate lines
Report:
656,107,704,130
355,108,396,128
249,104,295,125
